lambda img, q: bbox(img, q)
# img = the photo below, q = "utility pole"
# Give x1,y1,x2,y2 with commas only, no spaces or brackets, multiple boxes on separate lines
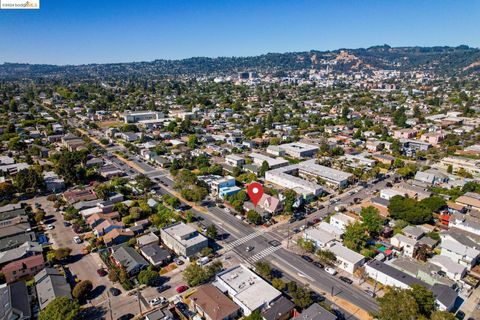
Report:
137,288,143,316
107,291,113,320
287,227,290,249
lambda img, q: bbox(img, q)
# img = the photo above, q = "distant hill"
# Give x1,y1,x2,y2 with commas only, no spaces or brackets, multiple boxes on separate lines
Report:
1,45,480,79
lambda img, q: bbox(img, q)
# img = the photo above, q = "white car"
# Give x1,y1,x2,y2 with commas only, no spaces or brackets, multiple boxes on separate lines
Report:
47,224,54,230
73,236,82,244
148,296,166,306
325,267,337,275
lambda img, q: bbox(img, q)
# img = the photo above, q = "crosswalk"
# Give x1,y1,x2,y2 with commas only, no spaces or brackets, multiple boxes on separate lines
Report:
246,246,281,264
222,230,264,251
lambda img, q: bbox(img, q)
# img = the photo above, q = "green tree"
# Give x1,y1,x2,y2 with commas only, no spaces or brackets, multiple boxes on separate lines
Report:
272,278,286,291
297,238,315,253
206,224,218,239
183,263,209,287
54,247,72,261
137,269,162,286
35,210,46,223
316,249,337,265
0,182,16,199
72,280,93,301
255,261,272,280
39,297,80,320
388,196,433,225
283,189,297,214
376,287,420,320
430,311,456,320
411,284,436,317
187,134,198,149
343,222,369,252
258,160,270,177
14,168,45,192
247,210,263,225
360,206,384,237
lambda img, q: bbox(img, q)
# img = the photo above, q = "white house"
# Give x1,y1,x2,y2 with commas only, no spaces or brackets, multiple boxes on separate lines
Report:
327,242,365,274
329,213,355,232
429,255,467,281
391,234,418,258
440,239,480,269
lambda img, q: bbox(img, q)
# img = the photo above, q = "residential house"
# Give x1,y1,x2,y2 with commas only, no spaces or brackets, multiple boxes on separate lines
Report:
292,303,337,320
0,281,31,320
329,213,355,232
261,296,295,320
111,245,149,276
1,254,44,283
35,268,72,310
103,228,134,246
429,255,467,281
188,284,241,320
137,232,159,247
140,244,171,267
391,234,418,258
327,242,365,274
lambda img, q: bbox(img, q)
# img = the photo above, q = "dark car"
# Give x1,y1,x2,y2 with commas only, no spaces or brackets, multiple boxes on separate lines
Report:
301,255,313,263
313,261,324,269
157,285,171,293
96,268,107,277
109,287,121,296
312,218,321,224
339,276,353,284
63,221,71,227
117,314,134,320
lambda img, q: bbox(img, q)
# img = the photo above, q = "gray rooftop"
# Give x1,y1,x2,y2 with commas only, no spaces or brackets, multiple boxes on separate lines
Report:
293,303,337,320
35,268,72,310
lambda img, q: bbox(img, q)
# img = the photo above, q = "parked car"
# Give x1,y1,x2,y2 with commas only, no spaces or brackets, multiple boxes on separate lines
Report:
73,236,82,244
109,287,121,296
325,267,337,275
364,290,375,297
63,221,71,227
312,218,321,224
176,285,189,293
96,268,107,277
301,255,313,263
313,261,324,269
148,296,167,306
157,285,171,293
47,224,54,230
339,276,353,284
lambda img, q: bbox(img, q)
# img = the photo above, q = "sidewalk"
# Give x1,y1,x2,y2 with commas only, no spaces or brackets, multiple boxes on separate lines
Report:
460,286,480,319
280,237,374,320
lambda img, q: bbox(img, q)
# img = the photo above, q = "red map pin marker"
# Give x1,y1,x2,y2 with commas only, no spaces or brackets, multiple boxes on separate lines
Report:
247,182,264,207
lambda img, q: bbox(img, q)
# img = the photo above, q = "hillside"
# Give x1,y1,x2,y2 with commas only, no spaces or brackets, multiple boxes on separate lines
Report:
1,45,479,79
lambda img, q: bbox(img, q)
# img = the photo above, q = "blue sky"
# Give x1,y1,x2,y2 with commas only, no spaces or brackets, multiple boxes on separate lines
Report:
1,0,478,65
